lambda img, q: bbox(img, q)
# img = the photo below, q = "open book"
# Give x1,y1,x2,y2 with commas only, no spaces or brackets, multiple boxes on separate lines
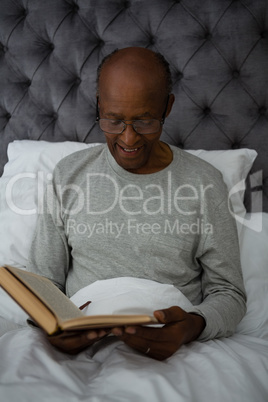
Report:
0,265,158,335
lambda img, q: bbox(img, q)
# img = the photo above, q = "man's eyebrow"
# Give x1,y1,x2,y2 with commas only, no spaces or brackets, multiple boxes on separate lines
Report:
102,111,154,119
136,112,154,119
102,112,122,118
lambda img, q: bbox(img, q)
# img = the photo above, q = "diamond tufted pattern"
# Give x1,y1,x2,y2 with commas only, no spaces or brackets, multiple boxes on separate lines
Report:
0,0,267,210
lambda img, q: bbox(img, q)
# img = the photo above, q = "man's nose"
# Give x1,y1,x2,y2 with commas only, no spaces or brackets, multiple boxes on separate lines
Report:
120,123,141,145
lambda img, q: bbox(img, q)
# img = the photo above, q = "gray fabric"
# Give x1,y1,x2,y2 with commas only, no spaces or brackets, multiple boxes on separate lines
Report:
27,144,246,341
0,0,267,211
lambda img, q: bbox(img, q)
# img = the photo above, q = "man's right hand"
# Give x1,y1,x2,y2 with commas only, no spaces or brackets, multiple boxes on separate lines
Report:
47,329,110,354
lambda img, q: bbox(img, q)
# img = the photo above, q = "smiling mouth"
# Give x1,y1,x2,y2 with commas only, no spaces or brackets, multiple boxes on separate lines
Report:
117,144,142,154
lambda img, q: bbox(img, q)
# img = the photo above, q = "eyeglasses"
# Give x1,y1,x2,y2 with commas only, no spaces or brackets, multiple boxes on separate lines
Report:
96,96,169,135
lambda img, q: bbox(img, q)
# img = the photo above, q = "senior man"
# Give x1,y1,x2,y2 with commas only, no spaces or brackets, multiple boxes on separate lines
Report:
27,47,246,360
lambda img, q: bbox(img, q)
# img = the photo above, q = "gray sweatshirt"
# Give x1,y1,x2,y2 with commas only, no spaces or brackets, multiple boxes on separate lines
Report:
27,144,246,341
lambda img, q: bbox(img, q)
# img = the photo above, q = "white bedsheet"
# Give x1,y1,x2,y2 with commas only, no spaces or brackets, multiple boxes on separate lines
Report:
0,278,267,402
0,327,267,402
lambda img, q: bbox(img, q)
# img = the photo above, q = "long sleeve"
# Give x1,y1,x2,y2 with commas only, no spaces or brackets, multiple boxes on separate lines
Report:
187,198,247,341
26,170,70,292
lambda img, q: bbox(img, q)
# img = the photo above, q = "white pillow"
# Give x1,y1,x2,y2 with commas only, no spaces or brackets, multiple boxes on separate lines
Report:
0,141,101,267
2,140,101,178
236,212,268,339
187,149,257,219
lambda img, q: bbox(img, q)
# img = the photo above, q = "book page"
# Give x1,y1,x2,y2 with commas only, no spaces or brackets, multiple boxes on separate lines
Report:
2,267,158,332
7,267,83,322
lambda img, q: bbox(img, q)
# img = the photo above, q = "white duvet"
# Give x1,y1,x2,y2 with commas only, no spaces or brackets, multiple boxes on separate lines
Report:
0,278,268,402
0,327,267,402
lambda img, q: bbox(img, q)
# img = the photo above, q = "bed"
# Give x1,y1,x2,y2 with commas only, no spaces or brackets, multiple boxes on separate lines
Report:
0,0,268,401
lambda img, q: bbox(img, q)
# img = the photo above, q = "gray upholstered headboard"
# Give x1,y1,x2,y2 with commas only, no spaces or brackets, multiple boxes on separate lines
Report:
0,0,267,211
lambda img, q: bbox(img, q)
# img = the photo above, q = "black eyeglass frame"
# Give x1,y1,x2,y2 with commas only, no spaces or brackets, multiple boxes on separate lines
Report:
96,95,170,135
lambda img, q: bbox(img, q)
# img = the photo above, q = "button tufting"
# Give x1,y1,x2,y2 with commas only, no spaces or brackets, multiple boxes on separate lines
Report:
233,70,239,78
0,0,266,204
149,36,155,45
71,4,79,12
259,107,266,115
0,44,7,53
232,143,239,149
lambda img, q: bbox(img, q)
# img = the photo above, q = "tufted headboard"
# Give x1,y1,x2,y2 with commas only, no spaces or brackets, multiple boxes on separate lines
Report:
0,0,267,211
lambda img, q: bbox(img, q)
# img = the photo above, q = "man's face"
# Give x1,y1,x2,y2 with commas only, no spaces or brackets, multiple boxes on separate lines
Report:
98,55,173,174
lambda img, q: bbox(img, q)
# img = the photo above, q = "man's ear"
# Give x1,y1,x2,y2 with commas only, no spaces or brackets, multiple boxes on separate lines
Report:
165,94,175,118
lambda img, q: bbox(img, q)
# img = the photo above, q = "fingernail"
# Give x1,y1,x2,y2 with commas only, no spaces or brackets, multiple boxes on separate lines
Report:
87,332,97,340
157,310,165,320
125,327,136,334
112,328,122,336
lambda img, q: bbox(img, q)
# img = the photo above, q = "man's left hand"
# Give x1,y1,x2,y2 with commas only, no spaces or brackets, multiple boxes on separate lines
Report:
111,306,205,361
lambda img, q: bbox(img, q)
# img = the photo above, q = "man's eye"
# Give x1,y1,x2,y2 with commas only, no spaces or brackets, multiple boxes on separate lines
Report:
136,120,153,127
110,120,122,126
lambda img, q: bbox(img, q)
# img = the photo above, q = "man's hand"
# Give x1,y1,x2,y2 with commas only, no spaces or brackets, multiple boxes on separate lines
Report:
47,328,110,354
46,306,205,359
111,306,206,361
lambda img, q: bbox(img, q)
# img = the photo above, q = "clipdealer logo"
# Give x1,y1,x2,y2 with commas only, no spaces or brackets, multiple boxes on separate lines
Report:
65,217,213,239
4,169,264,233
228,170,263,232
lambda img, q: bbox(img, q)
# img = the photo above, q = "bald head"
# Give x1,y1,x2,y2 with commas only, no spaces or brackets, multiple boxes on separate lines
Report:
96,47,175,173
96,47,172,98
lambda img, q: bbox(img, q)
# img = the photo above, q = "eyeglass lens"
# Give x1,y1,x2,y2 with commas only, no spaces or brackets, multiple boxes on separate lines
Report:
99,119,161,134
